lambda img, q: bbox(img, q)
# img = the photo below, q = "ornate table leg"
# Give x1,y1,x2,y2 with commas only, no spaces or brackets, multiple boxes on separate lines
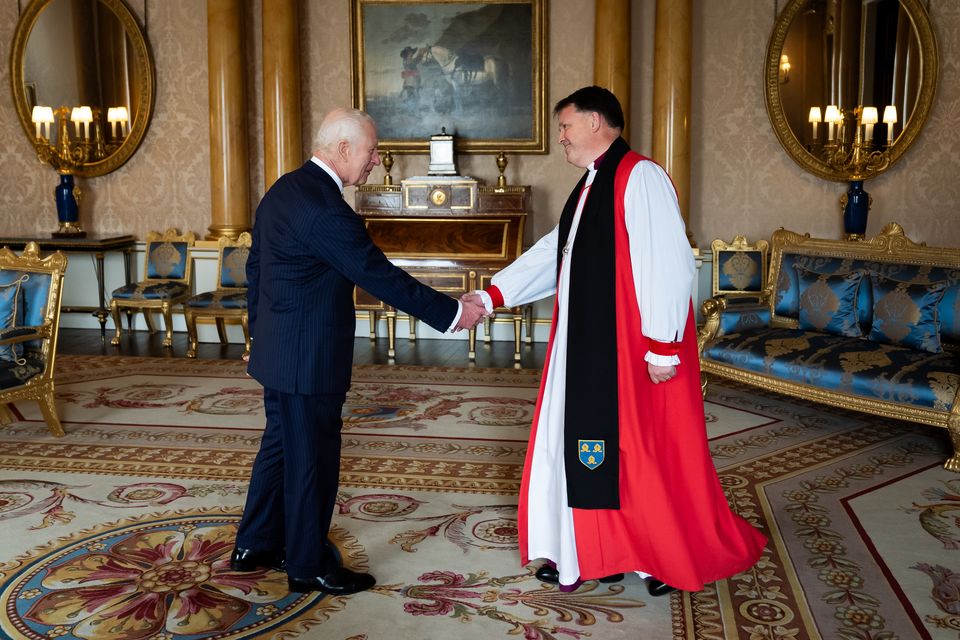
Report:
90,251,108,340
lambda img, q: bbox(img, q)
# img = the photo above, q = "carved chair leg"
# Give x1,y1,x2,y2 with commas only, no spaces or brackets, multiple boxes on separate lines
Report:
161,303,174,348
468,326,477,361
110,300,123,345
945,418,960,473
701,374,709,399
483,316,492,343
213,318,227,344
144,310,156,334
513,313,523,362
408,315,417,342
241,312,250,359
368,311,377,340
0,403,14,425
37,391,64,437
524,304,534,344
386,310,397,359
185,311,198,358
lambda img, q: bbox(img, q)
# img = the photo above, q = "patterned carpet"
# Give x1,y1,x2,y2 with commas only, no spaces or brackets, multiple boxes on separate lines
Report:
0,355,956,639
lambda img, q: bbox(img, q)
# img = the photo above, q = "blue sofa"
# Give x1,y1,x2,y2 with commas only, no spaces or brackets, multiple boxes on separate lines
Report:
697,223,960,471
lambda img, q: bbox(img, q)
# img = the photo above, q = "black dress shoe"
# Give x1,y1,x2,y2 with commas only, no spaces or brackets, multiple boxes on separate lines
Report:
535,564,559,583
536,565,623,584
647,578,678,597
230,547,286,572
598,573,624,583
288,567,376,596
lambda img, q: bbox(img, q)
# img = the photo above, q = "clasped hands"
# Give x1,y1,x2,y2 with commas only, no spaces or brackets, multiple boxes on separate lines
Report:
453,292,493,332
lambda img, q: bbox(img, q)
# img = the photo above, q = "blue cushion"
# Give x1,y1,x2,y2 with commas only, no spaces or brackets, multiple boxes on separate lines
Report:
185,291,248,310
219,246,250,288
869,273,948,354
775,256,959,344
717,250,764,293
776,255,873,333
703,327,959,410
795,267,866,338
112,282,190,301
717,301,771,338
145,242,190,280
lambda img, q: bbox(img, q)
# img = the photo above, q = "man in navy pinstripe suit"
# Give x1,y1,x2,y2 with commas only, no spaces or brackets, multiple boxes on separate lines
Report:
231,108,487,595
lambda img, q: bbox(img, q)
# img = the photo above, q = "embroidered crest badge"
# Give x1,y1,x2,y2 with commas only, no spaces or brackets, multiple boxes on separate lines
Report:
578,439,605,470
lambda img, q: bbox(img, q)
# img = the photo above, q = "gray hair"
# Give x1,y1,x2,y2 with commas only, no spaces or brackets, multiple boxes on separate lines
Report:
312,108,375,154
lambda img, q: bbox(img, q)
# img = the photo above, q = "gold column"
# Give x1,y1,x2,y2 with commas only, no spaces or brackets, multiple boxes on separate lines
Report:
594,0,631,140
262,0,302,189
651,0,694,246
206,0,251,240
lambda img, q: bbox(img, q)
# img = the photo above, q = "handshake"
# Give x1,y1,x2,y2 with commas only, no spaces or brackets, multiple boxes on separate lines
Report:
453,292,494,332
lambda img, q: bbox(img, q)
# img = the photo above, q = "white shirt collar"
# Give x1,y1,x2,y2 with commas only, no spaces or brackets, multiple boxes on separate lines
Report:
310,156,343,193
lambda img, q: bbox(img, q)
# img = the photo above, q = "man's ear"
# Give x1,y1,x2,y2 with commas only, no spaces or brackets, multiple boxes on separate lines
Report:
590,112,601,132
337,139,351,160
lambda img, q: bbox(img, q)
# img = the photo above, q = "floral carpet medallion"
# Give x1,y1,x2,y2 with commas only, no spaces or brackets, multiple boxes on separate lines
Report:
0,509,365,639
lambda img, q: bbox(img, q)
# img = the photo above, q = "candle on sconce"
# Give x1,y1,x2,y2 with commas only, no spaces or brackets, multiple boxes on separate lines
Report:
70,107,82,139
824,105,840,141
882,105,898,144
116,106,129,136
31,106,54,140
107,107,121,138
808,106,822,140
70,106,93,140
861,106,878,143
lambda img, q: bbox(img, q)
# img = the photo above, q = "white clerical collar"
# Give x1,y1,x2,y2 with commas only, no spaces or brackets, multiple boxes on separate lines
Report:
311,156,344,193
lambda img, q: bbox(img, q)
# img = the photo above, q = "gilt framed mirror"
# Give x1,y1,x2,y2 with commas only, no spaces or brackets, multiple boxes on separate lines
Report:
764,0,938,182
9,0,156,178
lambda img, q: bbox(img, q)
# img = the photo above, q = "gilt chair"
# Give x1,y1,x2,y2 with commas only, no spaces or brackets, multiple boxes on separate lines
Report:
711,235,770,300
183,233,251,358
0,243,68,436
110,228,196,348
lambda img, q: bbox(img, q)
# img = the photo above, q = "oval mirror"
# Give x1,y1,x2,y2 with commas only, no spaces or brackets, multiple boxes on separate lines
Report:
9,0,155,178
765,0,938,182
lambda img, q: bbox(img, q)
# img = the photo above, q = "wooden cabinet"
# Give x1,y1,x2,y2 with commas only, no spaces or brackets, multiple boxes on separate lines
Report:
355,177,530,360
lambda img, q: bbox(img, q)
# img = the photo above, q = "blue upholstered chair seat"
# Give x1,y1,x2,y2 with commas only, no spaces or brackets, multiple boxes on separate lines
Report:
0,346,44,390
111,282,190,301
703,327,959,411
185,291,247,310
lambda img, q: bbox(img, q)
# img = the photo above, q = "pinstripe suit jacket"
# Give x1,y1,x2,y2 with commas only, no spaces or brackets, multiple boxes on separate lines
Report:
246,160,458,395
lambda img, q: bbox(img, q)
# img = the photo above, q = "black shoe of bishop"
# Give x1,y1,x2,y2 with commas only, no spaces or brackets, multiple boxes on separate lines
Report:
647,578,678,597
535,564,624,584
288,567,376,596
230,546,286,572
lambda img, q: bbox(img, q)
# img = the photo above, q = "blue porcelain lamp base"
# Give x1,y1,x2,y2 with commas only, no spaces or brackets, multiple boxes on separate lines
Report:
52,173,86,238
841,180,871,241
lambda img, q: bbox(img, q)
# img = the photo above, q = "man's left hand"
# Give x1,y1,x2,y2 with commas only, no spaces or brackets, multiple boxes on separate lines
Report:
648,363,676,384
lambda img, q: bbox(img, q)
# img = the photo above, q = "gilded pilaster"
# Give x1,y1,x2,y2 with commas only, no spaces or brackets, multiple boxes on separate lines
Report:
651,0,694,246
262,0,303,189
206,0,251,240
594,0,631,140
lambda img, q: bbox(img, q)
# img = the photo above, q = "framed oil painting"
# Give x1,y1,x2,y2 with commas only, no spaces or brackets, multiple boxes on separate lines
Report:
350,0,547,153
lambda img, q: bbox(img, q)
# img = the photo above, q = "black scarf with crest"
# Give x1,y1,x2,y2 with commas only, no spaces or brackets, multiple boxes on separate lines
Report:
555,136,630,510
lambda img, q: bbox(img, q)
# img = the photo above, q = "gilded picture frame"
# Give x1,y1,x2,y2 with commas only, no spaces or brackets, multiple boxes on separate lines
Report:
350,0,547,154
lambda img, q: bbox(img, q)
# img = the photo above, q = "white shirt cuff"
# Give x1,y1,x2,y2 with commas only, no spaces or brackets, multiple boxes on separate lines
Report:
447,301,464,332
475,290,494,315
644,351,680,367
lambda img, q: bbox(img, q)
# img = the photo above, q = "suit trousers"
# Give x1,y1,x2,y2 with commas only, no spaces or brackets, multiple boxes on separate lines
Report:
236,387,347,578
